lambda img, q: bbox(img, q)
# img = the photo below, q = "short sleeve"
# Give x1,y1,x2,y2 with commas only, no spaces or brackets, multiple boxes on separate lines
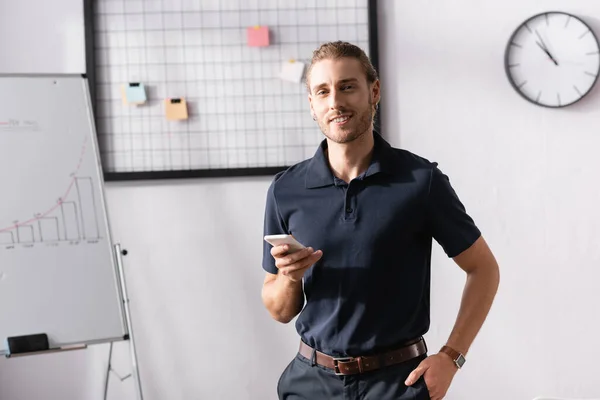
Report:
262,175,288,274
426,164,481,258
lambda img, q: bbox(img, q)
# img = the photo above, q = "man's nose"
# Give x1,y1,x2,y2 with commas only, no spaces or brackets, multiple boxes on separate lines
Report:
328,89,344,110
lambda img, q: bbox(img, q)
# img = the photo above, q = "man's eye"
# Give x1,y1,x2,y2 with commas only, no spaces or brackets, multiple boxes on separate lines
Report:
342,85,353,90
317,90,327,95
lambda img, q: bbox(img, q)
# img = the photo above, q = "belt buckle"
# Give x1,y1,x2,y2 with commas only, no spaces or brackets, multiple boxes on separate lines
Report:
332,356,355,375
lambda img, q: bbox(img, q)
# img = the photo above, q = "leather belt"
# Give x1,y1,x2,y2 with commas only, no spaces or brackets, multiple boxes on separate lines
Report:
298,337,427,376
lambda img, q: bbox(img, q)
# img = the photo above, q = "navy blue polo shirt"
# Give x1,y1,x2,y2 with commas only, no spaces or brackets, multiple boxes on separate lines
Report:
262,132,481,357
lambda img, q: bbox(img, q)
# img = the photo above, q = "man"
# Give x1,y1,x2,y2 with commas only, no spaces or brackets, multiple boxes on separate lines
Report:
261,41,500,400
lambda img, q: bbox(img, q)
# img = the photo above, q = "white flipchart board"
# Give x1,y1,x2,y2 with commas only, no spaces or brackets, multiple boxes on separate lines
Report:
0,75,127,355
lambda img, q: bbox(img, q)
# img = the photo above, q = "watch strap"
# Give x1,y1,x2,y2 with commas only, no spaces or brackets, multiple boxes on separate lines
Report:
439,345,466,368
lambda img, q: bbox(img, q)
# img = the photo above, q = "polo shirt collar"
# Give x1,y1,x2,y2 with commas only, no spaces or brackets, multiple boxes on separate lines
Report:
305,131,395,189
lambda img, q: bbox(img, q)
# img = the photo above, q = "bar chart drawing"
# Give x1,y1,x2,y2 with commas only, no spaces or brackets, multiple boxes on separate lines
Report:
60,201,82,241
38,217,60,242
1,175,102,248
16,226,34,244
0,231,14,245
75,177,100,240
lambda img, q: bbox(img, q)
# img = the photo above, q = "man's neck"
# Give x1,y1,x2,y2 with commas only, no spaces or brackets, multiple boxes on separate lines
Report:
326,130,375,183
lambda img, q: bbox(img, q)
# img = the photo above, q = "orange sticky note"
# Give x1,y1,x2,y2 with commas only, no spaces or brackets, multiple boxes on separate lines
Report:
247,26,269,47
165,98,188,121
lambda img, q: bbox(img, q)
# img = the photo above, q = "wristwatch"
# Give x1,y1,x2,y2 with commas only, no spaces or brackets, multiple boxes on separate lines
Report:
439,345,466,369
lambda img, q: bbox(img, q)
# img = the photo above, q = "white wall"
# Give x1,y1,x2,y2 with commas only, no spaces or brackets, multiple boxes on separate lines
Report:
0,0,85,73
379,1,600,399
101,178,297,400
3,1,600,400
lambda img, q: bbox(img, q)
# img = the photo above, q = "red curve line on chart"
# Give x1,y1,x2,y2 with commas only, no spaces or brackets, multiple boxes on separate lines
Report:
0,138,89,234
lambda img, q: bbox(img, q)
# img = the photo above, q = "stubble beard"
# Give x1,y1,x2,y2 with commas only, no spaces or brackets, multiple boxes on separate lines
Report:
318,99,374,144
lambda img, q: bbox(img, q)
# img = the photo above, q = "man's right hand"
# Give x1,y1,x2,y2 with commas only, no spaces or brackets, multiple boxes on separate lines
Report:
271,245,323,282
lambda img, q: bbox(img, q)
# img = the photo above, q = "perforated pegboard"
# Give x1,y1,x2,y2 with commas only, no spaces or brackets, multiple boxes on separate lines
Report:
89,0,377,180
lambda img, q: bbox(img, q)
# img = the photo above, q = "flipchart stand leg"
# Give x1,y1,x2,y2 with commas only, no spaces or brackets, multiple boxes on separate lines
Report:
103,341,133,400
112,243,144,400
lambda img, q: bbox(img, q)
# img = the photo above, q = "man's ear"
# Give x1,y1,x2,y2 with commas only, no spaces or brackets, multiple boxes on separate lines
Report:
371,79,381,105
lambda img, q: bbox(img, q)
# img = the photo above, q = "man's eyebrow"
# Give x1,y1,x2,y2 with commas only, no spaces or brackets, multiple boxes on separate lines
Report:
311,78,360,92
311,82,328,92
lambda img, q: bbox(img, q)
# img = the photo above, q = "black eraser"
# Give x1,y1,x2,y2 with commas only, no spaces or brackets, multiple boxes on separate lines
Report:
129,82,140,87
7,333,49,354
171,98,181,104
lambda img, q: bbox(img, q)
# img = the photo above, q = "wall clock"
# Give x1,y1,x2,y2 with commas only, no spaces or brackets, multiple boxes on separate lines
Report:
505,11,600,107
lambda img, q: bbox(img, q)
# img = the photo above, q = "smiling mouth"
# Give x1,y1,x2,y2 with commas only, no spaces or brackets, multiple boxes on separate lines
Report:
330,115,352,124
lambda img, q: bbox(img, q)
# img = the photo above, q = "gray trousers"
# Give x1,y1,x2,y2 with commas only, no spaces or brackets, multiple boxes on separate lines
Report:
277,352,431,400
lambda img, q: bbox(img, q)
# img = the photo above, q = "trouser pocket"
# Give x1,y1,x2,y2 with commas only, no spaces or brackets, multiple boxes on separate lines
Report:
416,375,431,400
276,358,295,399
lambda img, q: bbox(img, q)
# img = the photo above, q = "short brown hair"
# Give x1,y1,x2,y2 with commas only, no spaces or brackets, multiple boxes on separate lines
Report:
305,41,378,92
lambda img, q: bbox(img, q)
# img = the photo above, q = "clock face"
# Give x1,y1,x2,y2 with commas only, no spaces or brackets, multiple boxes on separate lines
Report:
505,12,600,107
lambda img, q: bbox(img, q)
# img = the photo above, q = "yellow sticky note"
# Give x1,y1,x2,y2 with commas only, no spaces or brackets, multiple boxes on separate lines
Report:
165,98,188,121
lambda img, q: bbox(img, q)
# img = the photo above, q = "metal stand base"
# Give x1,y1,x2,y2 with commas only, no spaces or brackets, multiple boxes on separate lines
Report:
103,341,133,400
103,243,144,400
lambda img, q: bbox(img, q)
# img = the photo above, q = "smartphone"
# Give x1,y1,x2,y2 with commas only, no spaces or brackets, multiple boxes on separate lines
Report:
264,234,306,254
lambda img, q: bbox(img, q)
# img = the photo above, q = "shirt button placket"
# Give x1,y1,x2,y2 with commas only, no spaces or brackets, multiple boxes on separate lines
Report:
344,182,357,220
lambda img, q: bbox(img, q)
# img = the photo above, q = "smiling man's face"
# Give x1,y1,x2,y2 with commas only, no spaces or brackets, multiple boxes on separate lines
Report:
308,57,380,144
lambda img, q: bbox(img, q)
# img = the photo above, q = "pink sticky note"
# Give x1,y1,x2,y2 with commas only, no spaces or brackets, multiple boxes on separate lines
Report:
247,26,269,47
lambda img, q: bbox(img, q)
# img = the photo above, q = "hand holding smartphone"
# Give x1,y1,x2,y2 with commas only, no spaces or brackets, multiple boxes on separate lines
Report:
263,234,306,254
264,234,322,282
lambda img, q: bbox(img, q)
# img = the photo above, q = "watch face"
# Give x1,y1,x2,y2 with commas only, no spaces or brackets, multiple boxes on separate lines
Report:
455,354,466,368
505,12,600,107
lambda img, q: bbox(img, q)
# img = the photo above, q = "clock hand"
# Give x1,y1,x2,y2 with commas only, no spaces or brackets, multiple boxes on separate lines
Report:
534,30,549,49
534,30,559,65
536,41,559,66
